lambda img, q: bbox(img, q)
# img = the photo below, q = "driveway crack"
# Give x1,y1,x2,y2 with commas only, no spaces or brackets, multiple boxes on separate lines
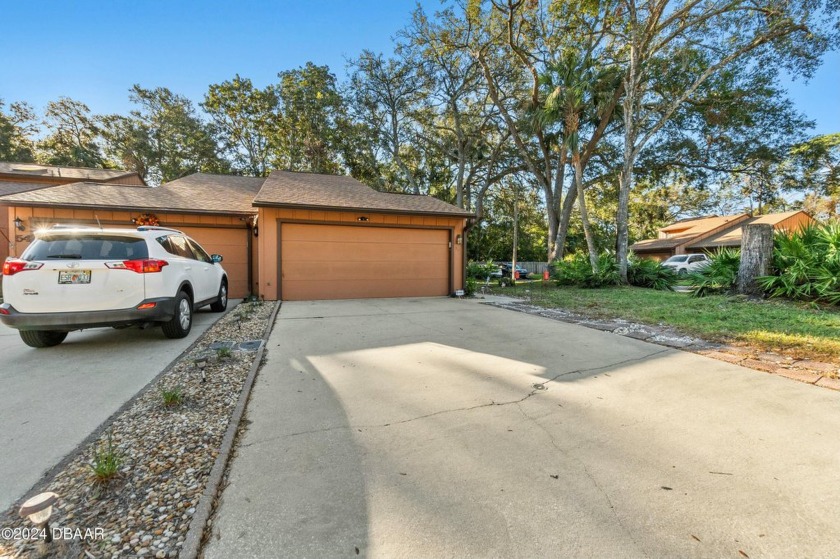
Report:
240,348,668,448
514,403,649,559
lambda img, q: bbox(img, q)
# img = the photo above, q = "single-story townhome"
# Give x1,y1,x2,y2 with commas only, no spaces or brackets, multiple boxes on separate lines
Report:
0,163,146,267
631,210,814,261
0,164,471,301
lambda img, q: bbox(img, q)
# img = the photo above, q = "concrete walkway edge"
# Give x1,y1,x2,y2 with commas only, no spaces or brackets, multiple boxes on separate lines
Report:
181,301,282,559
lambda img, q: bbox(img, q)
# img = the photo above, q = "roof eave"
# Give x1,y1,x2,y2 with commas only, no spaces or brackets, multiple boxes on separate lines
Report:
0,199,257,216
252,201,474,218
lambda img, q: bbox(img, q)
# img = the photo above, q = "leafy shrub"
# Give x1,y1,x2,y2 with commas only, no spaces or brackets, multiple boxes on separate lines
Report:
467,260,498,279
688,248,740,297
553,253,592,286
553,252,620,288
465,277,478,296
627,255,677,290
758,222,840,305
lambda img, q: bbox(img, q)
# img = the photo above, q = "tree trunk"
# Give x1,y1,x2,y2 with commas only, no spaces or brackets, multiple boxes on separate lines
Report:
737,224,774,296
574,157,598,271
512,190,519,283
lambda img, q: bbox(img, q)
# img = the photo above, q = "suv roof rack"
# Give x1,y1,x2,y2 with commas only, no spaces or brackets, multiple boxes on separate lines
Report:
136,226,182,233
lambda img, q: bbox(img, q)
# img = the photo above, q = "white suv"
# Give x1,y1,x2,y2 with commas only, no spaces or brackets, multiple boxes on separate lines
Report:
1,226,228,347
661,253,710,275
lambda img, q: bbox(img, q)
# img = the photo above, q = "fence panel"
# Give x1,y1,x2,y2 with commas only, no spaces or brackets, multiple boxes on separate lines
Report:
517,261,549,274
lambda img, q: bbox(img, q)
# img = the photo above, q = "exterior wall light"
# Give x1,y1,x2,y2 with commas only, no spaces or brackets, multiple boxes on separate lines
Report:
14,217,25,231
456,234,463,245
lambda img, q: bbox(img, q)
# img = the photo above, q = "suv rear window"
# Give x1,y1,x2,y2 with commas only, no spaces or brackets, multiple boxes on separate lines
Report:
24,235,149,261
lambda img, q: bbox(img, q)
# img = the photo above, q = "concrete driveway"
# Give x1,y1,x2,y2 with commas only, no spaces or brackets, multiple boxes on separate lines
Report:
205,298,840,559
0,304,234,512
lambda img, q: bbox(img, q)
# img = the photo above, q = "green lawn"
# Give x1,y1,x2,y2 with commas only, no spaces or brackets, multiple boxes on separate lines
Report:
505,284,840,361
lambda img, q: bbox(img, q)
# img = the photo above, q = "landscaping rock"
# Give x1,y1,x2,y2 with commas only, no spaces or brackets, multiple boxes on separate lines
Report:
0,300,278,559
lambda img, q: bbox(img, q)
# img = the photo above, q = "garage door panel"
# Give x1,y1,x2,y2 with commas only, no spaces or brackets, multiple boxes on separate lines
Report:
283,261,446,282
282,226,442,244
282,278,449,301
280,224,450,300
282,242,446,263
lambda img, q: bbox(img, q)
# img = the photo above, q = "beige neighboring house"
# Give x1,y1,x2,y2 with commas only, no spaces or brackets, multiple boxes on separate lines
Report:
1,164,472,301
0,163,146,268
631,211,815,261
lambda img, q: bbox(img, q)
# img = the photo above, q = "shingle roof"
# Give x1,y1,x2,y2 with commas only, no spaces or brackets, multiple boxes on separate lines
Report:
0,180,55,198
687,211,812,249
629,237,687,252
254,170,472,216
0,173,265,215
631,214,749,253
0,162,139,182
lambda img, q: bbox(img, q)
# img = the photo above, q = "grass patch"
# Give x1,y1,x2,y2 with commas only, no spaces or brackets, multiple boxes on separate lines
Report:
89,433,122,483
510,284,840,361
160,385,184,407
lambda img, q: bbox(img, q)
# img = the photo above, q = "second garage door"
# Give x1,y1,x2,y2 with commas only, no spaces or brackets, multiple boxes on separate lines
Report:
178,226,250,299
280,223,450,300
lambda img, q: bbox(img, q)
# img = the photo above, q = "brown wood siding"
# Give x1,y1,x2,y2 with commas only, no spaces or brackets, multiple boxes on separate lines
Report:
280,223,450,301
105,174,145,186
4,206,252,299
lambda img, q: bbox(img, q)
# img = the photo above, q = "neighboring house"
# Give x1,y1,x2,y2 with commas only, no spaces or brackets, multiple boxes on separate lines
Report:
631,211,815,261
0,166,471,300
0,162,146,267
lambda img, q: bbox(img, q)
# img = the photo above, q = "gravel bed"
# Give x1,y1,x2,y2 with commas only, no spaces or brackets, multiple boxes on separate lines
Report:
487,298,840,386
0,300,278,559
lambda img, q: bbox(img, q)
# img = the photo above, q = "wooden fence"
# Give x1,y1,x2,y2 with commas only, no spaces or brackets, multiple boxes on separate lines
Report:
516,261,550,274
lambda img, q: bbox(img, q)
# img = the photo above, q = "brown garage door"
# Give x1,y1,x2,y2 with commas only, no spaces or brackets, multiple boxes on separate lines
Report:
178,226,250,299
280,223,450,300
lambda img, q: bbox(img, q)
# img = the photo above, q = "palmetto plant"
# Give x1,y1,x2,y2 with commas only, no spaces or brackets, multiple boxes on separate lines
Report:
758,222,840,305
688,248,741,297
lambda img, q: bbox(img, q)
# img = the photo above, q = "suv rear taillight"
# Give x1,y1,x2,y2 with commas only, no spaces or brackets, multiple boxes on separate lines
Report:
3,259,44,276
106,259,169,273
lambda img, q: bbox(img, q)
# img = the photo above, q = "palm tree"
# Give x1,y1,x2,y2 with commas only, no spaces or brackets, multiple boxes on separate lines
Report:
538,49,619,272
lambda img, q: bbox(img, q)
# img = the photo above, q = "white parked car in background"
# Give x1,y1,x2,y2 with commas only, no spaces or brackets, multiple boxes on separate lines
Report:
661,253,710,276
1,226,228,347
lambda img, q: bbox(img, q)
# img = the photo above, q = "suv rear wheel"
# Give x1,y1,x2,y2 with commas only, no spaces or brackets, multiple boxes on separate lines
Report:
210,280,228,312
162,291,193,339
19,330,68,348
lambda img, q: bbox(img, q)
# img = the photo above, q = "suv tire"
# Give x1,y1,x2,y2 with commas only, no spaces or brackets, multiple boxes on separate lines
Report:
19,330,68,348
210,281,228,312
162,291,193,339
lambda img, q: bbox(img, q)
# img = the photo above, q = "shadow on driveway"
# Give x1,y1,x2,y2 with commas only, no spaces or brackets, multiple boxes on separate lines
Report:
205,297,840,558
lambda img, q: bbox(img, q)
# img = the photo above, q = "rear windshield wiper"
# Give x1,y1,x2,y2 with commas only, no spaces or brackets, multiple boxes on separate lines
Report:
45,254,83,259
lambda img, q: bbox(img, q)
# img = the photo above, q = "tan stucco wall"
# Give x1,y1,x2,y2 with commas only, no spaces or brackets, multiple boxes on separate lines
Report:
257,207,467,301
4,206,254,298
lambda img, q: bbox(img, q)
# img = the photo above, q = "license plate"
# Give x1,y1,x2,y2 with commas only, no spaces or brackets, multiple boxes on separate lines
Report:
58,270,92,284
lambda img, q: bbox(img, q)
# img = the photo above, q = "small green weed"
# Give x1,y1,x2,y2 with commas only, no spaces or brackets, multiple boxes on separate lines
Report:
161,386,184,407
217,347,233,359
90,434,122,483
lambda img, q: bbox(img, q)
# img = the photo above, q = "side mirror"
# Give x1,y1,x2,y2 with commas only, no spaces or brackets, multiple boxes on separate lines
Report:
211,254,223,263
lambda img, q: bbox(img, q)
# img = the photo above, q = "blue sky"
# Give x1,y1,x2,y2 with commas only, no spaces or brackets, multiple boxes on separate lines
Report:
1,0,837,135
